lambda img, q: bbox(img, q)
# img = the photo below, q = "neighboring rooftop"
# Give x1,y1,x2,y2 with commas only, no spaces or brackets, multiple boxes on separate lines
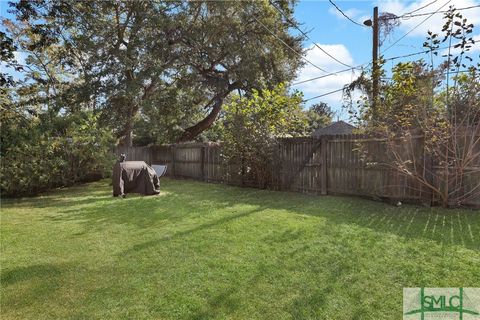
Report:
312,120,356,137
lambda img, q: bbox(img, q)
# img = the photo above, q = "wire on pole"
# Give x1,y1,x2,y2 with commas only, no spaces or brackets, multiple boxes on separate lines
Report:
269,0,354,68
381,0,452,54
252,15,327,73
328,0,366,28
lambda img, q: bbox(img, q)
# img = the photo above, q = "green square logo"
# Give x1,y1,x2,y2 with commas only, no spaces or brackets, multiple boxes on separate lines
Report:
404,288,480,319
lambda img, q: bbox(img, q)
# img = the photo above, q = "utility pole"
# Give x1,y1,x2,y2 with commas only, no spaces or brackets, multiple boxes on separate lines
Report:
372,6,379,111
364,7,379,111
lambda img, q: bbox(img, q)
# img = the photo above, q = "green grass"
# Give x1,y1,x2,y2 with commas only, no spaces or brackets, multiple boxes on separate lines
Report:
1,178,479,319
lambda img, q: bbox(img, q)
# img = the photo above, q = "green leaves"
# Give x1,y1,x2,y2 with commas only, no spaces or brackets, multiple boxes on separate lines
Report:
305,102,333,133
7,0,306,143
220,84,306,188
0,111,115,196
349,7,480,207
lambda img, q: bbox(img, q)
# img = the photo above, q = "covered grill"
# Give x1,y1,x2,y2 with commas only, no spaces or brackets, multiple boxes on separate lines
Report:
112,161,161,197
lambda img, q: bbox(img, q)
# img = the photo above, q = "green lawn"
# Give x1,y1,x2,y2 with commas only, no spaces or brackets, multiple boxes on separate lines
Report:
1,178,479,319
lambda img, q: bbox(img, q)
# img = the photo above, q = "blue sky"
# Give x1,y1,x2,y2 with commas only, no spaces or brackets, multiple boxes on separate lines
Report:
2,0,480,120
292,0,480,119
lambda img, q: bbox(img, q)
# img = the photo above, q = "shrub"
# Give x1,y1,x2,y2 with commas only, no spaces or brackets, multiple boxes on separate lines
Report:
1,111,115,196
221,84,307,188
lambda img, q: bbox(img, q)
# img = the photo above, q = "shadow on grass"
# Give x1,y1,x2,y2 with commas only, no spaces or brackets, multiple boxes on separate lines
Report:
310,199,480,251
1,263,67,311
189,286,242,320
168,180,477,251
187,263,279,320
34,179,262,234
1,264,63,286
2,179,478,319
8,178,480,251
121,207,263,255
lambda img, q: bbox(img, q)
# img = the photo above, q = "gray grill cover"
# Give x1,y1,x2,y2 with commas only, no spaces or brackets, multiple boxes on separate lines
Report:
112,161,160,196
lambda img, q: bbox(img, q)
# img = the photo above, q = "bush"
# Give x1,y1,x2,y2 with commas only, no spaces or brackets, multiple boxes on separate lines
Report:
1,111,115,197
221,84,307,188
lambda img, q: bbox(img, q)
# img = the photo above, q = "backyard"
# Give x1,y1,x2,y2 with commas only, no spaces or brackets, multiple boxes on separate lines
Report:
1,178,479,319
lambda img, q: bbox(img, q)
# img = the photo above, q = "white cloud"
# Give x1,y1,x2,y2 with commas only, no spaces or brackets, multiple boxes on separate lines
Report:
379,0,480,39
295,43,362,117
327,0,480,42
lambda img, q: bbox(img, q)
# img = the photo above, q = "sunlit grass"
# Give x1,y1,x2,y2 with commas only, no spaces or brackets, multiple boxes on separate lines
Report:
1,178,479,319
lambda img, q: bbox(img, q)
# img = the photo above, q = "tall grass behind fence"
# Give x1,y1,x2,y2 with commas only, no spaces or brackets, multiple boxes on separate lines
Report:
114,134,480,207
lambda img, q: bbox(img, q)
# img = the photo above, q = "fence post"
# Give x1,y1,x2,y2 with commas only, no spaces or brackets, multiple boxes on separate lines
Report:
321,137,328,195
171,144,176,178
201,144,206,181
148,146,153,165
423,139,434,207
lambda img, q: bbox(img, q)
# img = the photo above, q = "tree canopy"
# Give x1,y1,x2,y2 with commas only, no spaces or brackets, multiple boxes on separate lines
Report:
7,0,305,145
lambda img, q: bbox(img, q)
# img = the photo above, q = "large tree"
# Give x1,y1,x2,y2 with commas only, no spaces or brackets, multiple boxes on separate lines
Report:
8,0,305,145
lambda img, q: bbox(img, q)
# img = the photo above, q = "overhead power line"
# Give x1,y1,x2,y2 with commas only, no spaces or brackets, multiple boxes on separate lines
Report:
293,67,354,86
384,45,454,61
293,48,439,86
303,87,345,102
381,0,451,54
401,0,438,16
383,4,480,20
269,0,354,68
292,43,463,87
252,15,327,73
303,67,477,103
292,66,363,86
328,0,366,27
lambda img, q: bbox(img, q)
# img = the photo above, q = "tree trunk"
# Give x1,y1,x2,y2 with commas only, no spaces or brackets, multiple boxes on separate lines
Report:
119,120,133,147
119,105,137,147
177,96,224,143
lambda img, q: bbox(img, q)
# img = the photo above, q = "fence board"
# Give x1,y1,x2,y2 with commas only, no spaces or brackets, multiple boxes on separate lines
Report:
114,133,479,207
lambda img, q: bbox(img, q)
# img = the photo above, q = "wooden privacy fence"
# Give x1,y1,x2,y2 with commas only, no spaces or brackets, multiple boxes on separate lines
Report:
115,134,480,207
